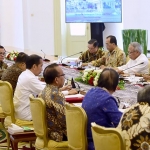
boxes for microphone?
[41,50,50,62]
[119,62,144,74]
[60,51,82,65]
[71,78,76,88]
[65,77,80,93]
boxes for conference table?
[5,59,144,108]
[59,65,145,108]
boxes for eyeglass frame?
[0,52,6,56]
[57,74,65,77]
[127,50,136,54]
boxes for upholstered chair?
[65,103,88,150]
[0,80,33,149]
[29,95,68,150]
[91,122,126,150]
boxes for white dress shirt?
[13,69,45,120]
[118,54,149,74]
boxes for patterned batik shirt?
[79,48,105,63]
[1,64,22,94]
[92,47,126,67]
[117,102,150,150]
[0,61,8,79]
[39,84,67,142]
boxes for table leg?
[30,141,32,148]
[13,141,18,150]
[10,140,14,150]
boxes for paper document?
[65,94,84,98]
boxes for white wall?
[0,0,55,58]
[23,0,54,56]
[103,0,150,50]
[0,0,24,51]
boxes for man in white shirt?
[117,42,149,74]
[13,54,45,120]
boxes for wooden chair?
[0,80,34,150]
[91,122,126,150]
[65,103,88,150]
[29,94,68,150]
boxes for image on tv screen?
[65,0,122,23]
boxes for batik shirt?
[91,47,126,67]
[40,84,67,142]
[0,61,8,79]
[117,102,150,150]
[79,48,105,63]
[1,64,22,94]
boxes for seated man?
[0,45,8,79]
[39,63,67,142]
[78,39,104,65]
[117,85,150,149]
[13,54,45,120]
[1,52,29,93]
[117,42,149,74]
[91,35,126,67]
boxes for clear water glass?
[57,56,63,64]
[130,73,135,82]
[77,61,82,68]
[88,63,92,68]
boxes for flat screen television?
[65,0,122,23]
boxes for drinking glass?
[129,73,135,82]
[57,56,63,64]
[88,63,92,68]
[77,61,82,68]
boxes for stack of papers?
[65,93,84,98]
[8,123,24,134]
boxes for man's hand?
[100,65,106,70]
[81,63,88,67]
[60,85,72,91]
[68,89,78,95]
[142,74,150,80]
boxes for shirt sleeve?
[29,77,45,94]
[102,97,122,127]
[91,55,106,67]
[62,90,69,96]
[117,52,126,66]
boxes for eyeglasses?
[57,74,65,77]
[88,47,95,50]
[0,52,6,56]
[127,51,136,54]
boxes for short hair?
[15,52,29,63]
[43,63,59,84]
[129,42,143,53]
[26,54,42,69]
[137,85,150,105]
[106,35,117,45]
[0,45,5,50]
[97,68,119,91]
[88,39,99,48]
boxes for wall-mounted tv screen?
[65,0,122,23]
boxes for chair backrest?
[0,80,15,123]
[65,103,88,150]
[29,95,48,146]
[91,123,125,150]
